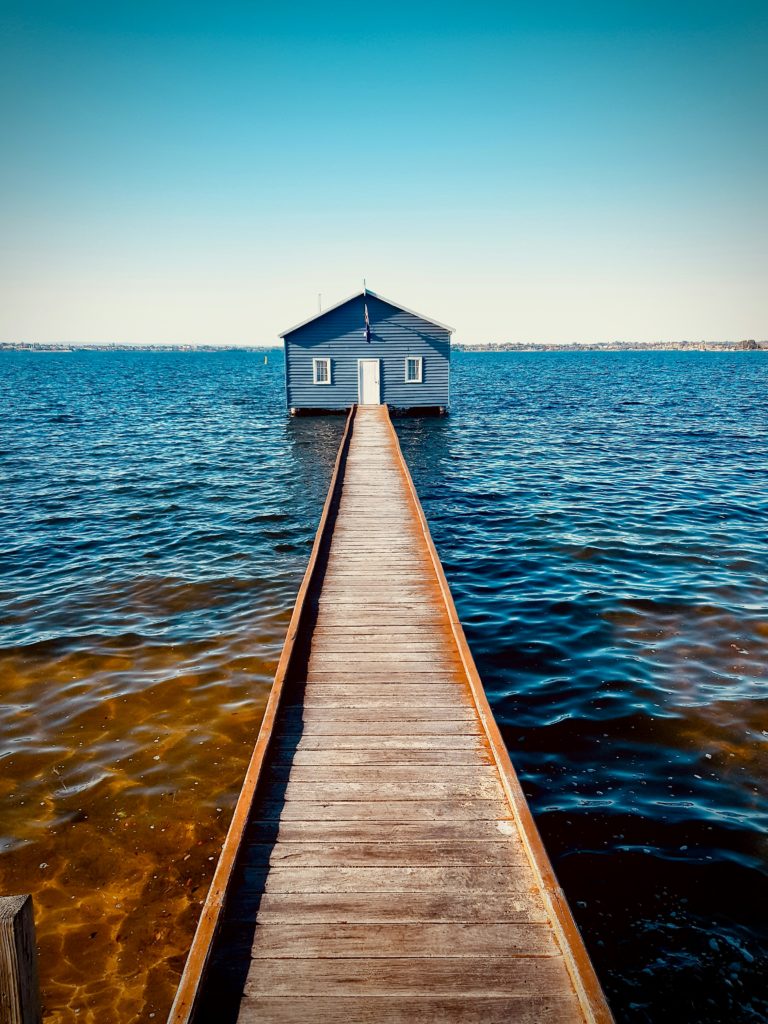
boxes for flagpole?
[363,281,371,343]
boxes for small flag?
[364,302,371,343]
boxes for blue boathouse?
[280,288,453,414]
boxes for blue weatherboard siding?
[282,292,451,411]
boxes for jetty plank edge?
[168,404,613,1024]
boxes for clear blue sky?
[1,1,766,344]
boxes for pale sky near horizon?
[1,1,766,346]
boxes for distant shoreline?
[0,340,764,353]
[457,340,765,352]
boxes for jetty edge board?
[167,403,614,1024]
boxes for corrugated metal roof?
[279,289,455,338]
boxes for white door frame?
[357,358,381,405]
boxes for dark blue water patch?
[556,847,768,1023]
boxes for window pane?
[314,359,329,383]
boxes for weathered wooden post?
[0,895,42,1024]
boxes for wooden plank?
[313,598,442,606]
[275,720,482,735]
[305,657,464,671]
[312,603,440,612]
[266,765,498,784]
[308,653,457,665]
[259,778,505,801]
[319,580,434,589]
[306,640,452,655]
[316,585,436,594]
[304,673,468,683]
[330,513,415,520]
[309,641,452,651]
[324,550,426,557]
[257,866,524,894]
[249,922,557,958]
[246,820,523,844]
[279,706,475,722]
[305,652,459,664]
[312,605,443,615]
[309,625,443,634]
[325,535,419,542]
[298,680,464,693]
[272,734,488,750]
[316,593,436,603]
[322,568,428,574]
[322,551,426,558]
[310,619,446,629]
[311,611,445,621]
[327,532,422,537]
[296,685,468,703]
[309,651,454,659]
[296,676,464,686]
[247,891,548,925]
[245,841,527,867]
[321,570,431,578]
[320,573,431,580]
[303,670,465,683]
[258,800,512,822]
[318,579,429,586]
[294,697,470,709]
[322,554,425,559]
[301,682,462,694]
[243,957,573,997]
[236,995,580,1024]
[280,748,495,766]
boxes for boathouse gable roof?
[279,289,454,339]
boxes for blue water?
[398,351,768,1022]
[1,349,766,1022]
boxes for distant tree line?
[454,339,766,352]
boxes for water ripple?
[1,349,767,1022]
[0,351,343,1022]
[396,351,768,1023]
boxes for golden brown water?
[0,614,288,1020]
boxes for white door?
[358,359,381,405]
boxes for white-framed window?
[313,357,331,384]
[405,355,423,383]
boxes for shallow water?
[0,349,766,1022]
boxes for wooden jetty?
[168,404,613,1024]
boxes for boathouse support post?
[0,895,42,1024]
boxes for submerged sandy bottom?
[0,618,284,1021]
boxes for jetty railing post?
[0,895,42,1024]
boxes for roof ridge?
[279,289,454,337]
